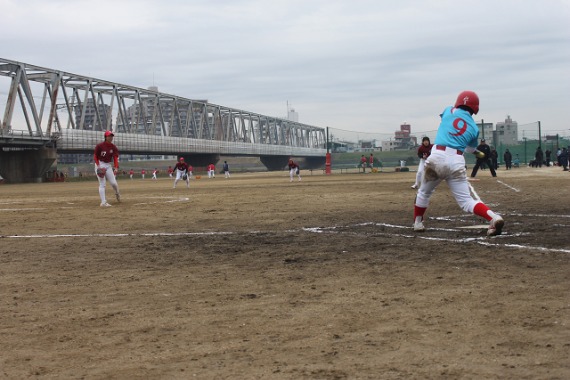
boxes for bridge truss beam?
[0,58,326,154]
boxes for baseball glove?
[182,174,188,180]
[96,167,107,178]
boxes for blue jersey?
[433,106,479,151]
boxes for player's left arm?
[113,149,120,173]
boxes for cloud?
[1,0,569,134]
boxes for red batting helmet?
[454,91,479,115]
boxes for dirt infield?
[1,168,569,379]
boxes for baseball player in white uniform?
[172,157,190,189]
[411,136,433,189]
[413,91,504,236]
[94,131,121,207]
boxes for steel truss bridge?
[0,58,326,162]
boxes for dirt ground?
[1,167,569,379]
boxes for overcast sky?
[1,0,569,137]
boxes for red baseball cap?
[179,157,184,161]
[104,130,114,137]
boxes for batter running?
[413,91,504,236]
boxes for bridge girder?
[0,58,326,157]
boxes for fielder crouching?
[413,91,504,236]
[173,156,190,189]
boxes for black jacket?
[476,144,491,161]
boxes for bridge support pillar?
[301,156,326,170]
[0,147,57,183]
[181,154,220,172]
[260,155,290,171]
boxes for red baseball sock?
[473,202,492,221]
[414,205,427,221]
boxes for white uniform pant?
[96,162,119,203]
[208,169,215,178]
[173,169,189,187]
[290,168,301,181]
[414,158,426,187]
[415,149,478,213]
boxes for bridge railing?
[0,128,56,147]
[57,129,326,157]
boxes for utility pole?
[538,120,541,148]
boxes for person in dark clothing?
[545,149,552,167]
[503,149,512,170]
[535,147,544,168]
[470,139,496,178]
[490,149,498,170]
[558,148,568,172]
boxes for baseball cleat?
[115,192,121,202]
[413,221,425,232]
[487,216,504,236]
[411,184,418,189]
[100,202,112,207]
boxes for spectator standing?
[503,149,512,170]
[560,148,568,172]
[545,149,552,167]
[223,161,231,178]
[535,147,544,168]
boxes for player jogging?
[207,163,216,178]
[173,157,190,188]
[94,130,121,207]
[413,90,504,236]
[411,136,433,189]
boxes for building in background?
[494,115,518,146]
[476,120,494,143]
[381,122,418,151]
[287,107,299,122]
